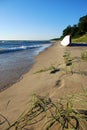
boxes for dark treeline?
[61,15,87,39]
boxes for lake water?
[0,40,52,91]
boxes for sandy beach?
[0,41,87,130]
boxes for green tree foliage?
[71,25,79,37]
[78,15,87,34]
[61,15,87,38]
[62,25,72,37]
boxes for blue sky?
[0,0,87,40]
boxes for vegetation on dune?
[0,93,87,130]
[72,34,87,43]
[63,52,74,75]
[81,50,87,61]
[34,66,57,74]
[34,64,60,74]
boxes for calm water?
[0,40,52,91]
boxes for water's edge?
[0,43,53,92]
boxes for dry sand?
[0,41,87,129]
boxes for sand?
[0,41,87,130]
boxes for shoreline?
[0,43,52,92]
[0,41,87,129]
[0,41,61,120]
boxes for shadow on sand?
[70,43,87,47]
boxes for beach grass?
[63,51,74,74]
[34,65,59,74]
[1,93,87,130]
[81,50,87,61]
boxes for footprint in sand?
[55,79,64,89]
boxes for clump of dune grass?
[81,50,87,61]
[63,51,74,74]
[63,52,72,66]
[34,65,59,74]
[1,94,87,130]
[44,95,80,130]
[6,94,52,130]
[82,88,87,100]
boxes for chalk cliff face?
[61,35,71,46]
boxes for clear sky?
[0,0,87,40]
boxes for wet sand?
[0,50,34,91]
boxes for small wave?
[0,45,42,54]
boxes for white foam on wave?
[1,45,42,51]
